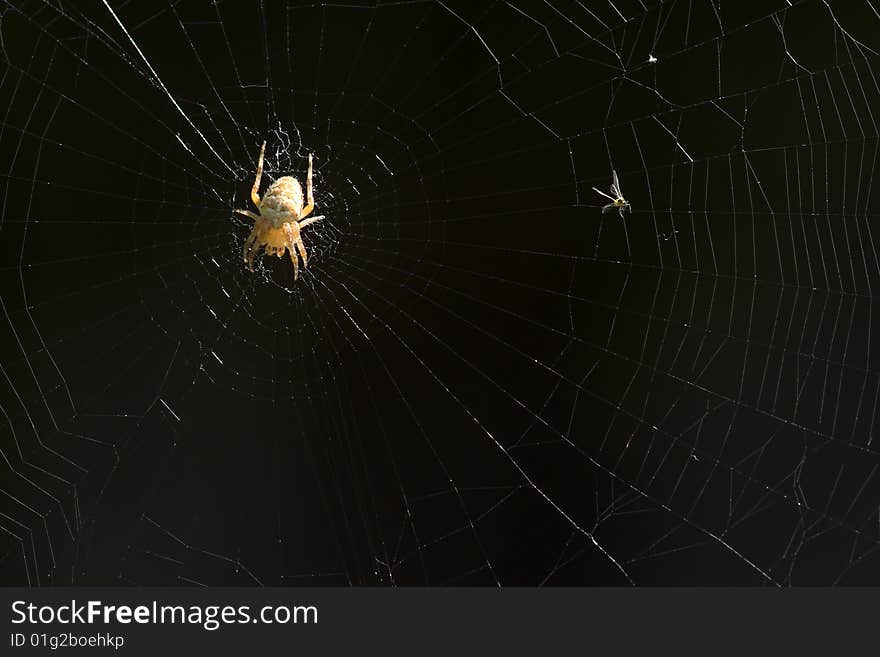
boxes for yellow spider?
[234,142,324,280]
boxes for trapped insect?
[592,170,630,218]
[234,142,324,280]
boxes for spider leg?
[234,208,260,221]
[244,243,259,271]
[295,237,308,269]
[300,153,315,220]
[283,223,300,280]
[601,203,616,214]
[243,223,262,271]
[250,141,266,208]
[298,215,324,229]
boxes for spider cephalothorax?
[234,142,324,279]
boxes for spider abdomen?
[261,176,303,227]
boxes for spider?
[592,169,630,218]
[234,142,324,280]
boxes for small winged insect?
[592,170,630,218]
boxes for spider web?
[2,0,880,586]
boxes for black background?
[2,0,880,586]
